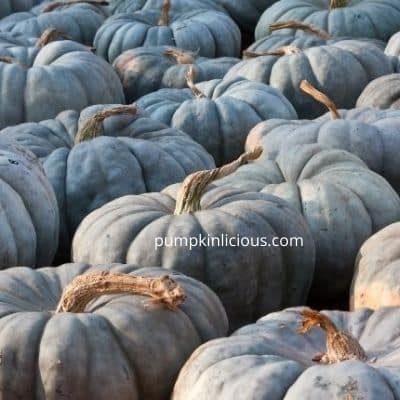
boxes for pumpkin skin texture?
[255,0,400,42]
[0,136,59,268]
[137,77,298,165]
[172,307,400,400]
[0,104,214,262]
[113,46,239,102]
[224,39,394,119]
[0,40,124,129]
[94,9,241,63]
[386,31,400,57]
[0,263,228,399]
[0,0,45,18]
[351,222,400,310]
[215,144,400,306]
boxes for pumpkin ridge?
[42,0,109,13]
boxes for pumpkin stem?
[297,308,367,364]
[330,0,347,9]
[174,147,263,215]
[164,48,196,64]
[0,56,20,64]
[300,80,340,120]
[42,0,109,13]
[55,271,186,313]
[36,28,70,48]
[158,0,171,26]
[243,46,301,59]
[269,20,330,40]
[185,65,206,98]
[74,105,138,144]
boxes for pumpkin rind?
[0,0,45,18]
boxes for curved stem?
[330,0,347,9]
[158,0,171,26]
[300,80,340,120]
[0,56,19,64]
[164,48,196,64]
[42,0,109,12]
[185,65,206,98]
[174,147,263,215]
[269,20,330,39]
[56,272,186,313]
[243,46,301,59]
[36,28,70,48]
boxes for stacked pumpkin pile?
[1,0,400,398]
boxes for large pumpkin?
[247,81,400,193]
[0,0,108,45]
[0,262,227,399]
[224,39,394,119]
[0,38,124,129]
[138,72,297,165]
[173,306,400,400]
[0,136,59,268]
[113,46,239,102]
[1,104,214,261]
[72,149,316,330]
[351,222,400,311]
[255,0,400,42]
[0,0,45,18]
[94,0,240,63]
[215,144,400,306]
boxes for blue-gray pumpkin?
[113,46,239,102]
[0,0,45,18]
[138,73,297,165]
[0,104,214,261]
[94,0,241,63]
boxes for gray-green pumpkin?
[0,262,227,399]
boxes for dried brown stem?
[300,80,340,120]
[158,0,171,26]
[56,271,186,313]
[330,0,347,9]
[185,65,206,98]
[42,0,109,13]
[164,48,196,64]
[174,147,263,215]
[297,308,366,364]
[75,105,138,144]
[36,28,70,48]
[0,56,19,64]
[269,20,330,39]
[243,46,301,59]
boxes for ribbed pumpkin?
[351,222,400,311]
[224,39,394,119]
[0,37,124,129]
[0,0,108,45]
[0,136,59,268]
[138,71,297,165]
[247,81,400,193]
[0,263,227,399]
[1,104,214,261]
[386,31,400,57]
[173,306,400,400]
[72,149,316,330]
[255,0,400,42]
[215,144,400,306]
[113,46,239,102]
[94,0,240,63]
[0,0,45,18]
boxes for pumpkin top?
[269,20,330,39]
[42,0,109,13]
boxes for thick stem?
[243,46,301,59]
[300,80,340,120]
[0,56,19,64]
[174,147,263,215]
[158,0,171,26]
[74,105,137,144]
[269,20,330,39]
[297,308,366,364]
[185,65,206,98]
[330,0,347,9]
[36,28,70,48]
[56,271,186,313]
[164,48,196,64]
[42,0,109,13]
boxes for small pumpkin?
[0,263,227,399]
[0,0,45,18]
[113,46,239,102]
[215,143,400,306]
[0,136,59,268]
[1,104,214,262]
[94,0,241,63]
[72,149,316,330]
[138,69,297,165]
[173,306,400,400]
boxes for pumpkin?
[386,31,400,57]
[94,0,241,63]
[72,149,316,330]
[0,136,59,268]
[0,0,108,46]
[137,70,297,165]
[0,104,214,261]
[113,46,239,102]
[0,0,45,18]
[351,222,400,311]
[247,81,400,193]
[255,0,400,43]
[0,36,124,129]
[224,39,394,119]
[215,143,400,307]
[0,263,227,399]
[173,306,400,400]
